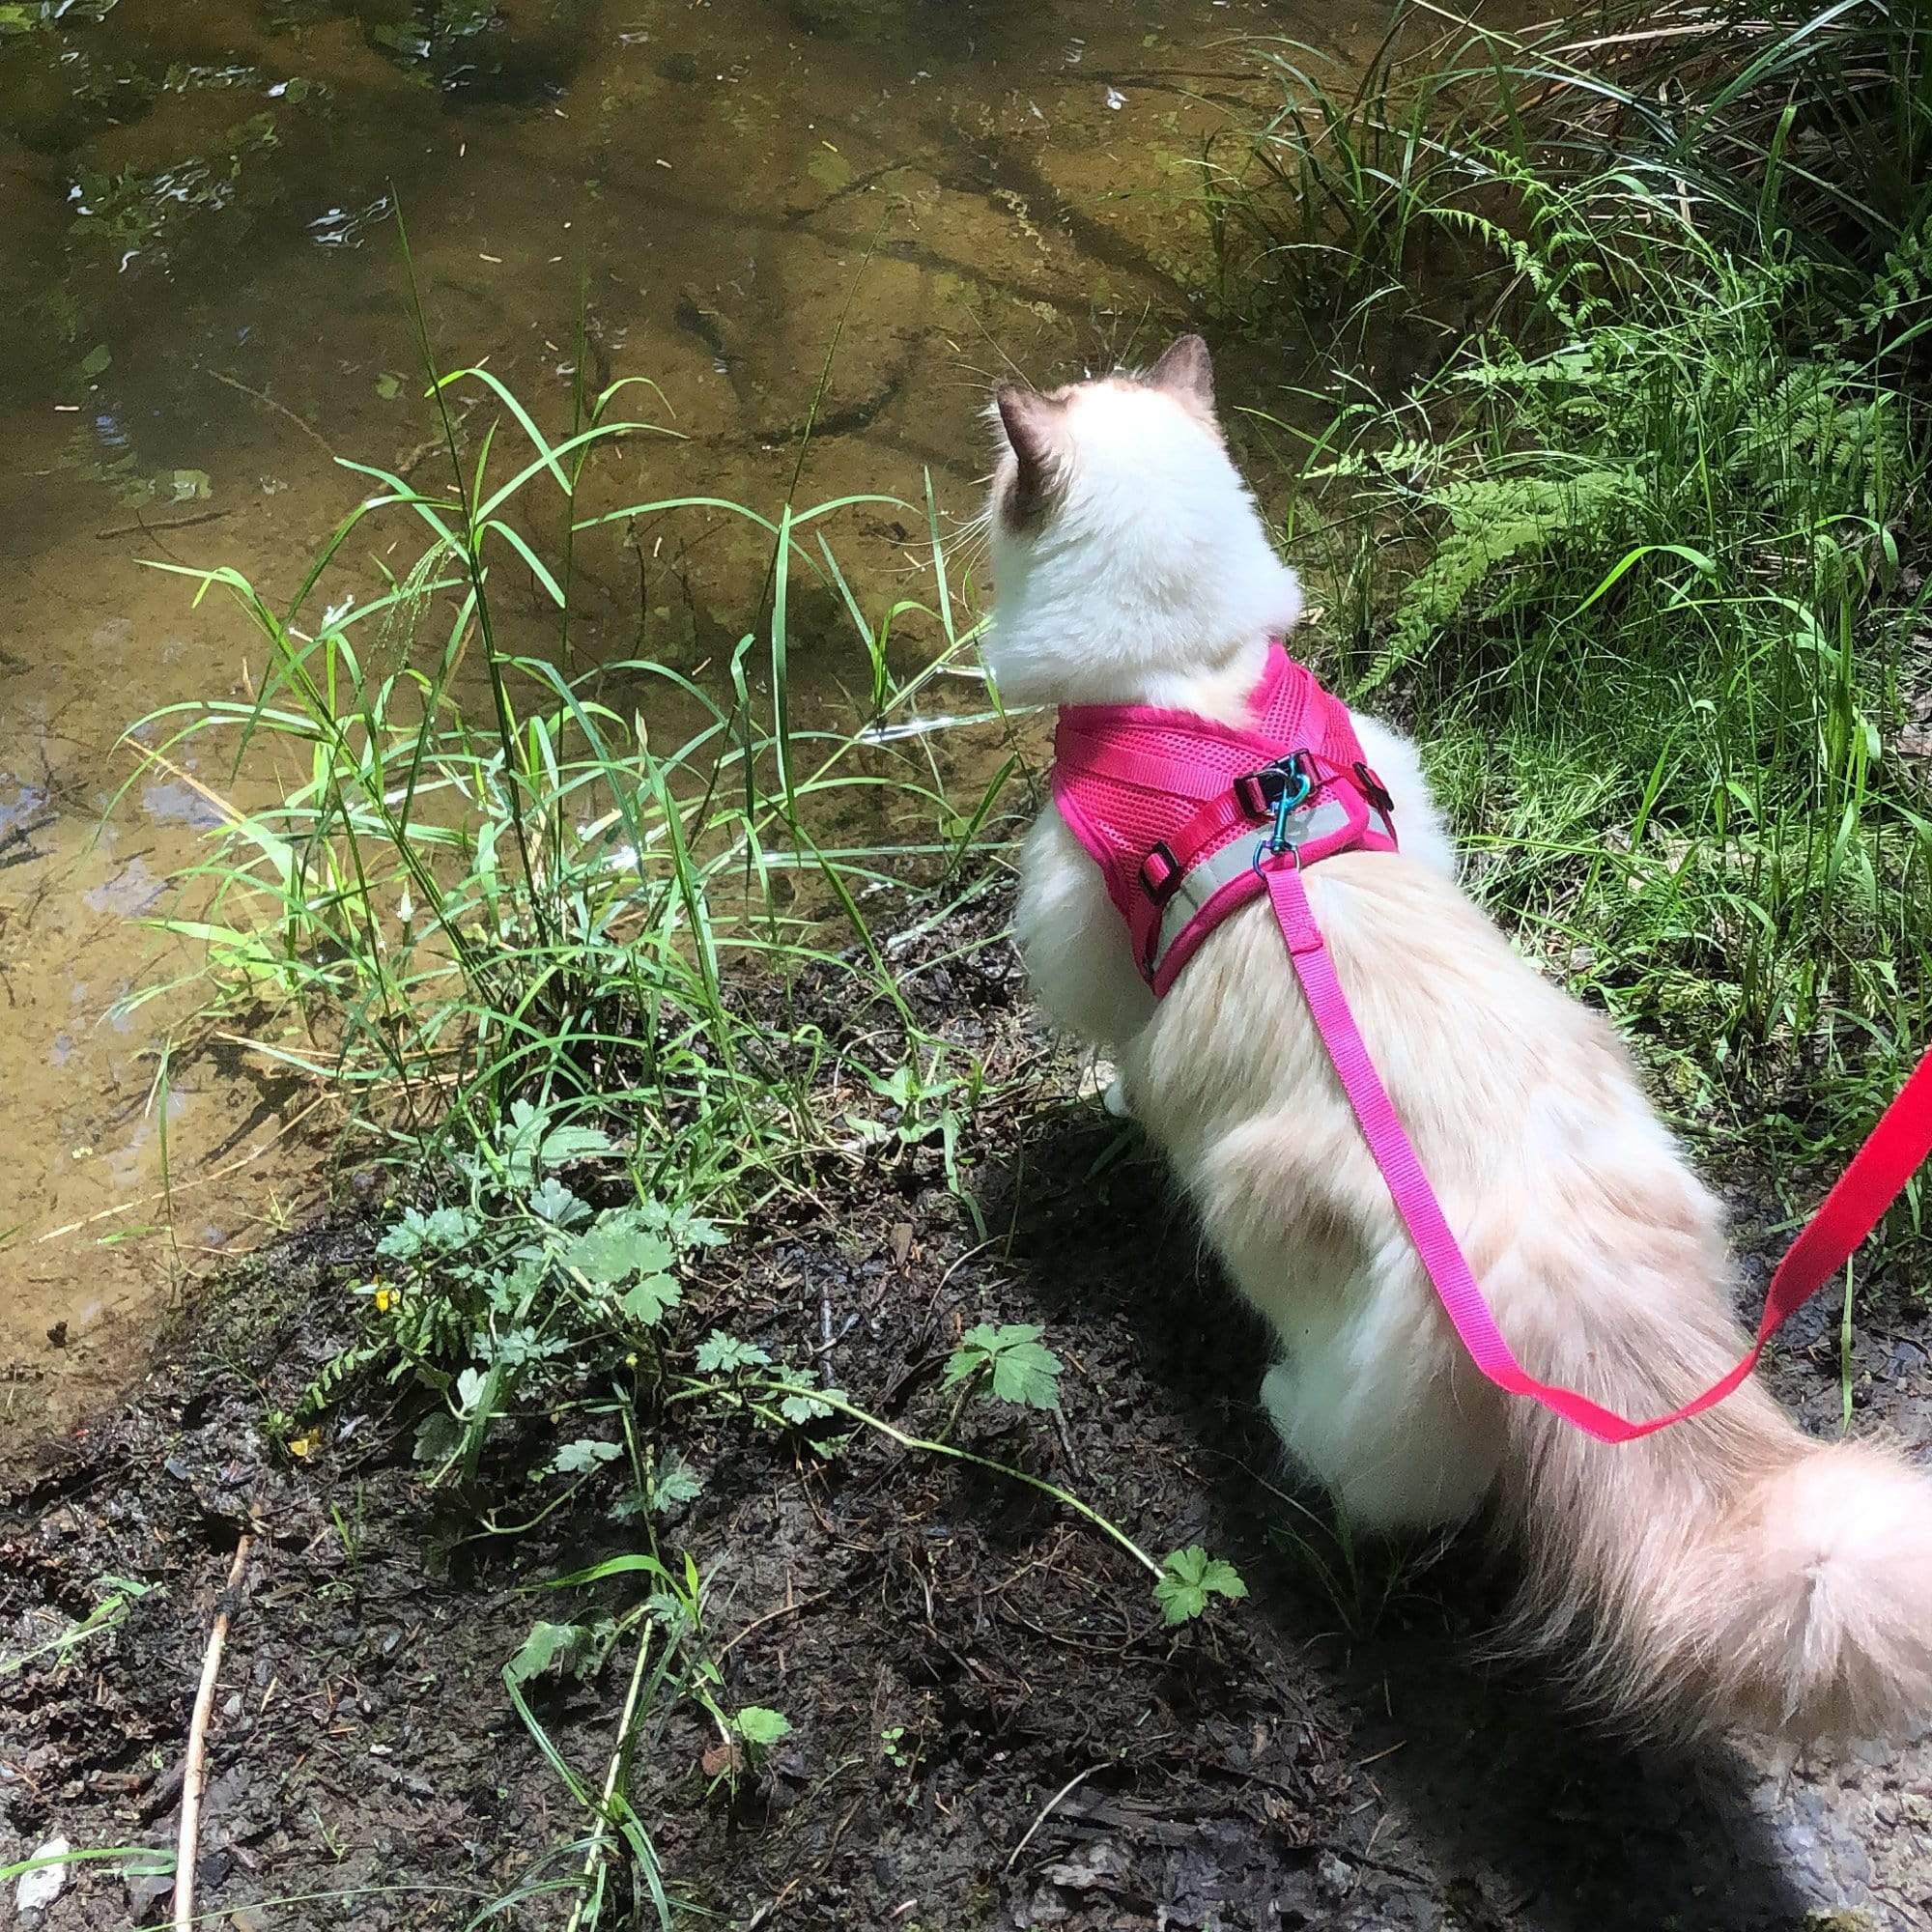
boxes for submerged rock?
[351,0,596,103]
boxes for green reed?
[1220,1,1932,1167]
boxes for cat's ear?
[1147,333,1214,411]
[995,384,1064,469]
[994,384,1066,521]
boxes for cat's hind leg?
[1259,1290,1501,1532]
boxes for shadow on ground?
[996,1103,1868,1932]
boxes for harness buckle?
[1138,839,1182,904]
[1234,752,1313,821]
[1353,761,1395,814]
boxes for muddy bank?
[5,908,1932,1932]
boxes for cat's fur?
[983,335,1932,1745]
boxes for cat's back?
[1132,847,1670,1208]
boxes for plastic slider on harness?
[1233,752,1313,824]
[1138,840,1182,904]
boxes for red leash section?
[1265,857,1932,1443]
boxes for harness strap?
[1263,855,1932,1444]
[1147,793,1387,980]
[1053,730,1234,801]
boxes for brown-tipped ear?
[995,384,1065,525]
[996,384,1059,468]
[1147,333,1213,411]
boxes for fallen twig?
[1006,1762,1108,1870]
[95,508,234,543]
[202,368,338,462]
[716,1585,835,1664]
[561,1624,654,1932]
[174,1534,253,1932]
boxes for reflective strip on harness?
[1147,797,1393,979]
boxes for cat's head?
[980,335,1301,711]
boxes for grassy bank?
[99,298,1249,1922]
[1215,0,1932,1168]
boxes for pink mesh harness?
[1051,641,1397,996]
[1048,639,1932,1443]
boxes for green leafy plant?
[843,1047,985,1220]
[1245,2,1932,1168]
[731,1706,792,1751]
[941,1321,1064,1412]
[335,1168,732,1485]
[505,1617,622,1689]
[1154,1546,1250,1626]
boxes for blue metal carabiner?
[1266,763,1312,854]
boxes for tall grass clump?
[119,350,1016,1426]
[1224,1,1932,1161]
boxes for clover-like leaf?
[648,1457,703,1512]
[548,1437,622,1479]
[619,1272,681,1326]
[563,1209,676,1289]
[412,1410,463,1465]
[941,1322,1063,1412]
[1153,1546,1249,1625]
[734,1706,791,1747]
[779,1386,842,1425]
[695,1330,773,1375]
[639,1201,728,1251]
[422,1205,477,1249]
[528,1177,590,1228]
[378,1204,474,1261]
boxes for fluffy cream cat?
[983,333,1932,1744]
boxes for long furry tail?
[1495,1277,1932,1745]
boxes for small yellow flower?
[287,1431,321,1460]
[373,1286,394,1315]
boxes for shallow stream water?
[0,0,1378,1459]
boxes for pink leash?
[1264,854,1932,1443]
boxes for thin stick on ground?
[95,507,234,543]
[201,367,339,462]
[715,1585,834,1664]
[174,1534,253,1932]
[563,1623,655,1932]
[1006,1762,1108,1871]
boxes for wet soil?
[5,907,1932,1932]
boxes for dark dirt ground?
[5,915,1932,1932]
